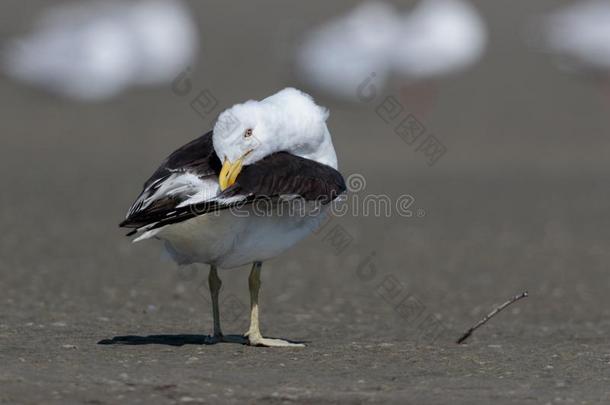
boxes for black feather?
[120,130,346,232]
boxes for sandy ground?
[1,1,610,404]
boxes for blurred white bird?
[295,0,487,101]
[535,0,610,74]
[295,1,398,101]
[2,0,198,101]
[392,0,487,79]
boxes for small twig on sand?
[456,291,528,344]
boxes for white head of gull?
[213,88,338,190]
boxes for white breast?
[158,203,329,269]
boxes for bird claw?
[247,335,305,348]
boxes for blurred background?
[1,0,610,403]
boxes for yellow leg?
[245,262,304,348]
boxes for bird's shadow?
[98,334,307,347]
[98,334,245,346]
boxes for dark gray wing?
[120,130,223,231]
[222,152,346,204]
[120,131,346,234]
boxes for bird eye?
[244,128,253,138]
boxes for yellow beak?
[219,157,244,191]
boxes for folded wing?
[120,130,346,237]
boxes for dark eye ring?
[244,128,253,138]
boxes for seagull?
[120,88,346,347]
[533,0,610,74]
[295,1,399,101]
[295,0,487,101]
[391,0,487,79]
[2,0,197,101]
